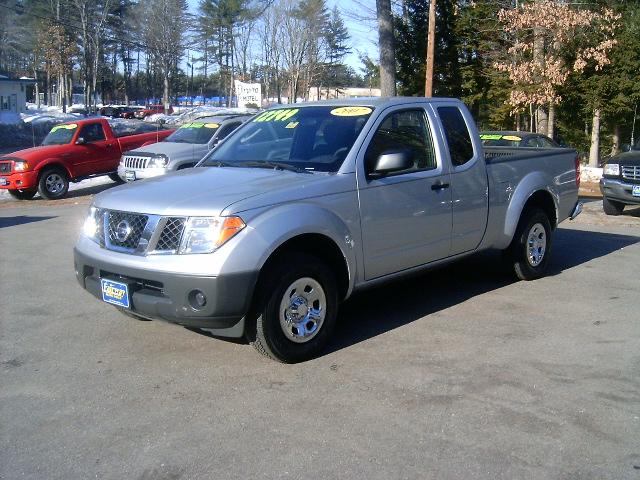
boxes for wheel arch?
[36,159,73,180]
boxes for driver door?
[73,123,115,176]
[357,106,453,280]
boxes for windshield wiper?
[240,160,311,174]
[206,160,238,168]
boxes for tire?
[8,188,37,200]
[505,207,552,281]
[108,172,124,184]
[37,167,69,200]
[602,197,624,216]
[248,253,339,363]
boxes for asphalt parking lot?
[1,189,639,480]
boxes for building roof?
[0,76,37,84]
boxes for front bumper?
[117,164,167,181]
[599,177,640,205]
[74,246,258,337]
[0,171,38,190]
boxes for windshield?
[41,123,78,145]
[480,133,522,147]
[201,106,373,172]
[166,122,219,144]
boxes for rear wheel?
[37,167,69,200]
[602,197,624,216]
[504,207,552,281]
[248,253,338,363]
[8,188,37,200]
[108,172,124,184]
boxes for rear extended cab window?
[437,106,474,166]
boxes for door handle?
[431,180,450,191]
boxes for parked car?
[118,114,251,182]
[134,105,174,119]
[0,118,174,200]
[74,98,581,362]
[480,131,560,148]
[600,142,640,214]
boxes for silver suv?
[117,114,250,182]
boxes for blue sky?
[185,0,378,73]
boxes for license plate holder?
[101,278,131,308]
[632,185,640,197]
[125,170,136,182]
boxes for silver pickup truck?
[74,98,582,362]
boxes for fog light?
[188,290,207,310]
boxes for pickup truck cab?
[117,114,251,182]
[74,98,582,362]
[134,105,173,119]
[0,118,173,200]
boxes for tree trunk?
[376,0,396,96]
[610,125,620,156]
[547,103,555,139]
[536,106,548,135]
[589,107,601,168]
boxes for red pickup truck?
[134,105,174,119]
[0,118,173,200]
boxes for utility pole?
[631,103,637,148]
[424,0,436,97]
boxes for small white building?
[0,76,36,114]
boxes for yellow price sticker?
[51,123,78,132]
[330,106,372,117]
[502,135,522,141]
[285,121,299,129]
[204,123,220,129]
[253,108,299,123]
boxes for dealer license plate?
[632,185,640,197]
[0,177,8,186]
[125,170,136,182]
[101,278,130,308]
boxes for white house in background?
[0,76,36,114]
[307,86,382,102]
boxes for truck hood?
[0,144,70,161]
[611,150,640,166]
[126,142,208,158]
[94,167,336,217]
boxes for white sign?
[234,80,262,109]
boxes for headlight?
[147,155,168,168]
[13,160,29,171]
[604,163,620,176]
[82,206,101,243]
[179,216,245,254]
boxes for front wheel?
[602,197,624,216]
[504,207,552,281]
[249,253,338,363]
[37,167,69,200]
[8,188,37,200]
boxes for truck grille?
[123,155,150,169]
[621,165,640,181]
[155,218,186,252]
[96,209,188,255]
[0,162,11,173]
[106,211,149,250]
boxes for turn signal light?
[216,216,246,247]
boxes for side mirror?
[369,150,413,179]
[75,137,86,145]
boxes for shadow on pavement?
[0,215,57,228]
[326,227,640,355]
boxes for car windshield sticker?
[330,106,372,116]
[480,133,522,141]
[180,122,220,129]
[204,123,219,129]
[252,108,299,122]
[502,135,522,141]
[51,123,78,132]
[285,121,299,129]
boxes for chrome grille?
[0,162,11,173]
[106,211,148,249]
[155,217,186,252]
[622,165,640,181]
[123,155,150,169]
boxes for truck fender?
[504,171,559,244]
[221,203,358,298]
[35,159,75,180]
